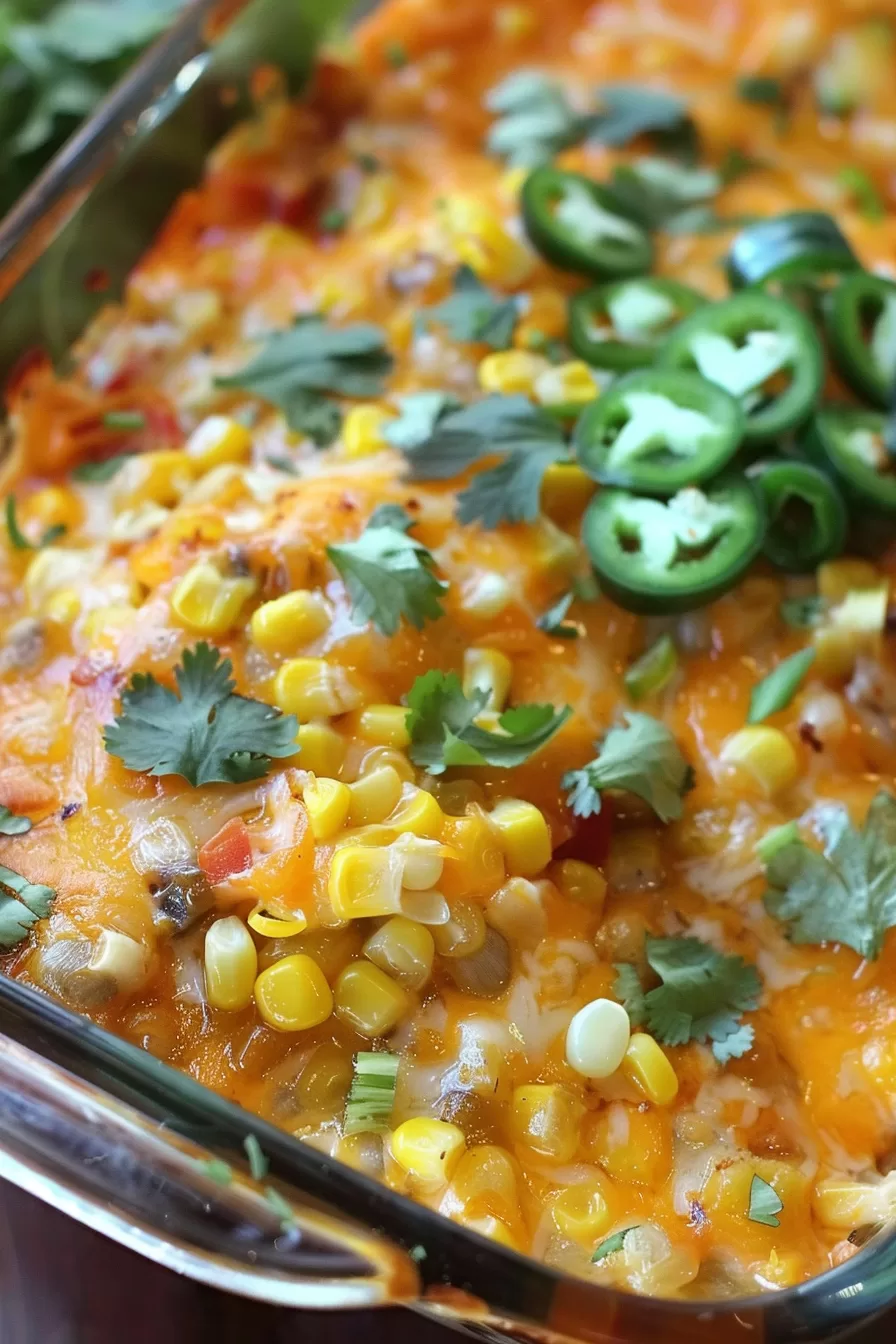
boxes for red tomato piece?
[553,798,614,866]
[198,817,253,884]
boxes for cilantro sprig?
[563,712,693,823]
[763,791,896,960]
[217,317,393,447]
[0,864,56,949]
[0,806,32,836]
[615,935,761,1063]
[406,669,571,775]
[418,266,522,349]
[384,392,460,452]
[401,395,568,528]
[104,643,299,787]
[748,1175,783,1228]
[327,505,447,636]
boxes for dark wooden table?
[0,1180,452,1344]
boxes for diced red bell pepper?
[553,797,614,866]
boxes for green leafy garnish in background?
[71,452,136,483]
[563,712,693,822]
[384,391,460,452]
[104,642,299,787]
[327,505,448,637]
[0,805,31,835]
[417,266,522,349]
[216,317,393,447]
[614,935,762,1063]
[0,0,187,219]
[764,791,896,960]
[0,864,55,948]
[406,668,571,775]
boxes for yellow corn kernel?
[350,174,398,232]
[23,485,83,535]
[439,195,534,287]
[552,1176,614,1246]
[548,858,607,911]
[584,1103,672,1186]
[463,648,512,712]
[622,1033,679,1106]
[441,812,506,898]
[204,916,258,1012]
[250,590,332,655]
[347,764,404,826]
[392,1118,466,1186]
[253,954,333,1032]
[363,916,434,989]
[329,845,403,920]
[304,776,352,840]
[515,286,567,345]
[394,833,446,890]
[387,786,444,839]
[342,404,394,459]
[457,1214,521,1250]
[509,1084,584,1162]
[540,462,596,526]
[486,877,548,947]
[113,450,195,510]
[24,546,100,612]
[531,514,579,577]
[431,900,487,958]
[44,587,81,624]
[296,722,346,776]
[759,1250,806,1290]
[451,1145,519,1221]
[170,560,256,636]
[813,1177,896,1229]
[489,799,552,877]
[354,704,411,749]
[247,906,307,938]
[812,623,865,680]
[478,349,549,396]
[817,558,879,604]
[185,415,252,470]
[719,726,798,796]
[80,602,137,646]
[494,3,536,38]
[273,657,362,718]
[534,360,599,410]
[334,960,409,1037]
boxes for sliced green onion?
[71,452,136,483]
[756,821,799,865]
[344,1051,400,1135]
[243,1134,268,1181]
[748,647,815,724]
[4,496,64,551]
[624,634,677,701]
[264,1185,298,1231]
[101,410,146,431]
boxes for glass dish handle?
[0,1032,420,1310]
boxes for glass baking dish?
[1,1,895,1337]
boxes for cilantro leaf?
[718,147,766,185]
[748,647,815,724]
[401,394,561,480]
[618,936,761,1063]
[736,75,786,107]
[589,84,694,156]
[103,643,299,787]
[457,442,566,528]
[592,1227,639,1263]
[406,669,571,774]
[607,157,719,230]
[0,806,31,836]
[384,392,460,451]
[563,712,693,823]
[5,496,65,550]
[536,591,579,639]
[418,266,521,349]
[485,70,588,166]
[748,1174,783,1228]
[0,864,56,949]
[327,514,447,636]
[41,0,184,62]
[764,791,896,960]
[216,318,393,447]
[613,962,646,1026]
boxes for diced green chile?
[568,278,706,371]
[804,405,896,518]
[657,292,823,443]
[824,271,896,409]
[521,167,653,279]
[748,459,847,572]
[726,211,859,290]
[581,476,765,613]
[574,369,744,495]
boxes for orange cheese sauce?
[1,0,896,1300]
